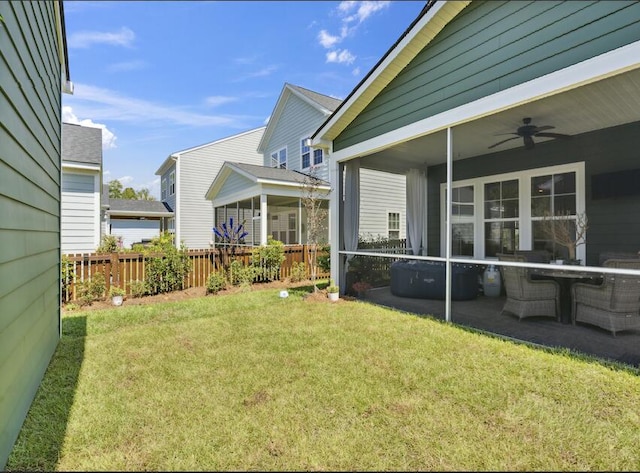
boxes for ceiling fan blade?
[535,132,572,139]
[532,125,555,133]
[493,132,520,137]
[488,136,520,149]
[523,135,535,149]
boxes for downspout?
[171,155,180,248]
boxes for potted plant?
[109,286,126,306]
[352,281,372,299]
[326,280,340,301]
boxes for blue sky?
[62,1,426,197]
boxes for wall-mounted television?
[592,168,640,200]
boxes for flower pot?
[327,292,339,302]
[111,295,123,306]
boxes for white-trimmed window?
[441,162,585,260]
[169,171,175,196]
[271,148,287,169]
[161,178,167,201]
[167,217,175,233]
[388,212,400,240]
[301,138,323,169]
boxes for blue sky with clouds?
[62,1,426,197]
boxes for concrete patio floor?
[364,286,640,369]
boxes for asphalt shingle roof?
[62,123,103,165]
[108,198,173,214]
[289,84,342,112]
[231,162,330,187]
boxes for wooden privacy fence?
[63,245,329,302]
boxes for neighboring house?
[106,198,174,248]
[61,122,103,254]
[0,1,72,468]
[206,83,406,246]
[155,126,265,249]
[312,1,640,296]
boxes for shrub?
[289,261,308,283]
[251,237,285,281]
[129,280,147,298]
[109,286,126,297]
[206,271,227,295]
[77,272,106,306]
[96,235,121,254]
[144,233,191,295]
[317,244,330,274]
[61,254,75,303]
[228,260,256,287]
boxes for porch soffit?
[312,1,470,144]
[332,44,640,175]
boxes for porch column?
[445,127,453,323]
[260,194,268,245]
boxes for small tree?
[301,167,329,291]
[251,236,285,282]
[143,232,191,294]
[540,210,588,261]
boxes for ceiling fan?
[488,117,572,150]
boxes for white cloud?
[205,96,238,108]
[107,60,147,73]
[352,67,361,76]
[326,49,356,65]
[65,83,244,128]
[338,1,390,24]
[68,27,135,49]
[62,106,118,149]
[118,175,134,185]
[318,29,341,48]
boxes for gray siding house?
[312,1,640,350]
[207,83,406,246]
[0,0,72,468]
[155,126,265,249]
[61,123,103,254]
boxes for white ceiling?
[360,67,640,174]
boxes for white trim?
[439,162,586,261]
[93,173,101,249]
[328,41,640,164]
[386,210,401,239]
[108,211,173,218]
[62,161,101,172]
[174,161,180,247]
[270,146,288,169]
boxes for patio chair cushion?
[390,260,480,300]
[598,251,640,266]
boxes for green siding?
[335,1,640,151]
[0,0,63,468]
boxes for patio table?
[530,267,603,324]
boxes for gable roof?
[154,126,266,176]
[257,83,342,153]
[108,198,174,217]
[62,122,103,166]
[311,0,463,145]
[205,161,331,200]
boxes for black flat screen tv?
[592,168,640,200]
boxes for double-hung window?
[169,171,175,196]
[161,178,167,201]
[271,148,287,169]
[302,138,324,169]
[388,212,400,240]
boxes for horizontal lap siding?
[264,96,330,181]
[0,0,62,468]
[61,172,99,253]
[359,169,406,240]
[335,0,640,150]
[179,128,264,249]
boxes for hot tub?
[390,260,480,300]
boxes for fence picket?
[64,245,329,302]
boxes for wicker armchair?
[497,254,560,321]
[571,258,640,336]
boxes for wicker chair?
[497,253,560,321]
[571,258,640,336]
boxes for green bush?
[251,237,285,281]
[144,233,191,295]
[61,254,75,303]
[317,244,330,274]
[77,272,106,306]
[96,235,120,254]
[228,260,256,287]
[206,271,227,295]
[129,280,147,298]
[289,261,308,282]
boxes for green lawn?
[7,284,640,471]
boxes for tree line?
[108,179,156,200]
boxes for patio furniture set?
[497,251,640,336]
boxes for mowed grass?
[7,285,640,471]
